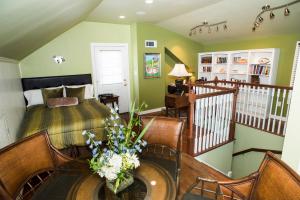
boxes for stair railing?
[197,78,293,136]
[187,83,238,156]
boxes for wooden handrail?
[193,89,236,101]
[190,83,234,91]
[232,148,282,157]
[196,79,293,90]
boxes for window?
[98,50,123,85]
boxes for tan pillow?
[42,88,63,104]
[47,97,78,108]
[65,86,85,102]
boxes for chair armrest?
[50,145,86,166]
[218,172,259,199]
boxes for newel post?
[187,92,196,139]
[214,76,219,86]
[229,85,239,140]
[186,88,196,156]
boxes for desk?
[165,94,189,118]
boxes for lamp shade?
[168,64,190,77]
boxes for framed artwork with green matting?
[144,53,161,78]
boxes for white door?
[91,44,130,113]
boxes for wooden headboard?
[21,74,92,91]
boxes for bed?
[19,74,110,149]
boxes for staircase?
[186,79,292,156]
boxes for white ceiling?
[0,0,102,60]
[87,0,300,44]
[1,0,300,60]
[86,0,222,23]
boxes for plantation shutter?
[290,41,300,87]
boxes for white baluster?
[220,95,226,142]
[272,89,281,133]
[199,98,205,153]
[242,85,248,124]
[267,88,275,131]
[194,99,199,154]
[237,85,243,123]
[277,89,286,135]
[283,90,292,135]
[215,95,221,145]
[208,97,213,147]
[212,96,217,146]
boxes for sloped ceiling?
[87,0,300,44]
[1,0,300,60]
[0,0,102,60]
[157,0,300,44]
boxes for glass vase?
[106,173,134,194]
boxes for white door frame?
[90,43,131,111]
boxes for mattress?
[19,99,110,149]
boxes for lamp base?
[175,79,184,95]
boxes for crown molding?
[0,57,19,64]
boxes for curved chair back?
[251,152,300,200]
[141,116,184,150]
[0,132,72,199]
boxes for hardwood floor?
[179,153,230,198]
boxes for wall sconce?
[252,0,300,32]
[52,55,65,64]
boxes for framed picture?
[144,53,161,78]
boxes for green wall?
[196,142,234,175]
[136,23,203,109]
[232,124,284,178]
[21,22,132,77]
[20,22,203,109]
[20,21,136,100]
[204,34,300,85]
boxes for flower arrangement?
[82,102,153,193]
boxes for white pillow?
[64,84,94,99]
[24,86,64,107]
[24,89,43,107]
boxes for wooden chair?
[0,131,83,200]
[183,152,300,200]
[141,116,185,196]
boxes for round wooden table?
[66,160,176,200]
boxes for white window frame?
[290,41,300,87]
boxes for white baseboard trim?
[139,107,165,115]
[195,157,229,177]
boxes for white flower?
[109,153,123,170]
[103,166,119,181]
[82,130,87,135]
[126,153,140,168]
[98,153,123,181]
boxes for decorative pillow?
[42,88,64,104]
[47,97,78,108]
[65,84,94,99]
[65,87,85,102]
[24,89,44,107]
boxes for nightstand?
[165,94,189,118]
[98,94,119,113]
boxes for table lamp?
[168,64,190,94]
